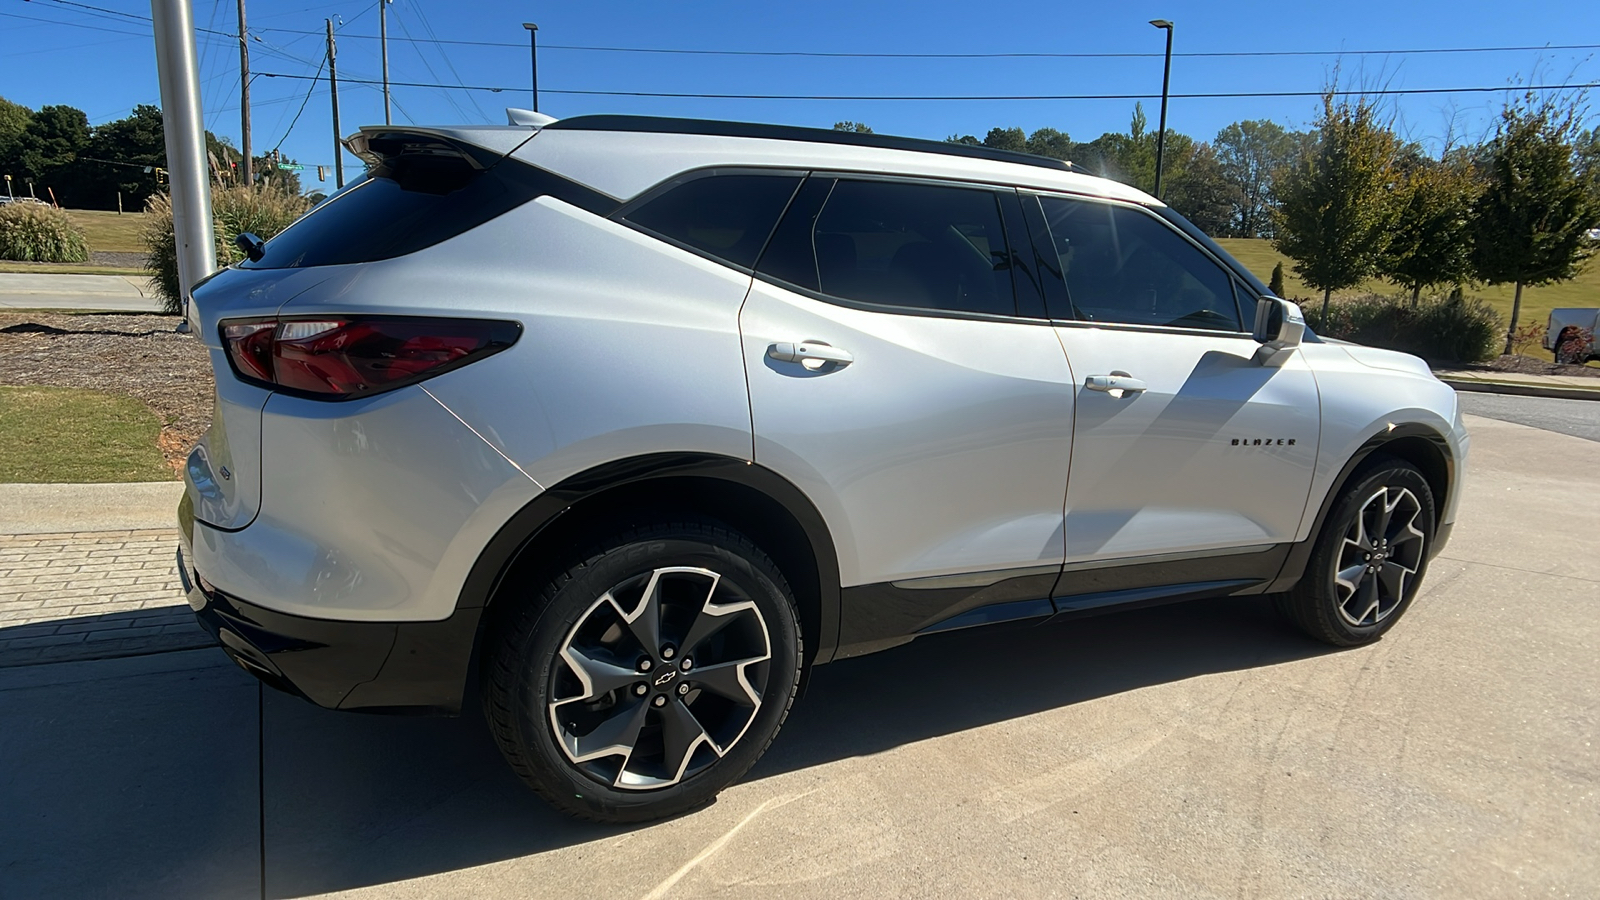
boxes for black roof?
[545,115,1075,173]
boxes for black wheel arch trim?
[1265,422,1455,593]
[458,451,843,665]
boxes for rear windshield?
[241,141,549,269]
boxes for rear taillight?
[220,316,520,399]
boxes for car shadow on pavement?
[259,594,1334,898]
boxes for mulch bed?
[0,313,212,473]
[1456,353,1600,379]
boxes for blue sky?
[4,0,1600,188]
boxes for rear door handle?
[768,341,854,367]
[1084,372,1148,395]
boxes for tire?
[482,517,802,823]
[1276,457,1436,647]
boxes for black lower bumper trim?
[188,566,480,715]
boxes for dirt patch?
[1456,354,1600,379]
[91,251,148,269]
[0,313,211,473]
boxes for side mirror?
[1252,296,1304,367]
[235,232,266,262]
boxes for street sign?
[277,162,304,172]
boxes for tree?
[1163,142,1239,236]
[1273,94,1401,318]
[1025,127,1073,161]
[11,105,91,202]
[1269,262,1286,296]
[75,104,166,210]
[832,121,873,134]
[981,127,1028,154]
[1214,119,1300,237]
[1471,93,1600,354]
[0,97,31,171]
[1380,156,1479,304]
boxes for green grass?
[0,262,148,275]
[1216,237,1600,341]
[0,386,173,483]
[62,209,148,254]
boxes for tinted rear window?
[241,145,556,269]
[623,173,802,269]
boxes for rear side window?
[624,173,802,269]
[241,138,571,269]
[759,178,1018,317]
[1039,196,1243,331]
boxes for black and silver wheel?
[1278,457,1436,646]
[483,518,801,823]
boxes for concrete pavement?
[0,272,166,313]
[1,413,1597,898]
[1459,392,1600,442]
[1435,365,1600,402]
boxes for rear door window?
[1037,196,1244,331]
[623,173,803,270]
[758,178,1020,317]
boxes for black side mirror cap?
[235,232,266,262]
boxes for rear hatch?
[184,125,542,531]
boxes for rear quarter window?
[622,173,803,269]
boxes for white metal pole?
[151,0,216,324]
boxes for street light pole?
[1149,19,1174,200]
[522,22,539,112]
[151,0,217,326]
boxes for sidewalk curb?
[1440,378,1600,403]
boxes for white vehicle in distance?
[1546,308,1599,364]
[177,111,1468,823]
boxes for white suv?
[178,113,1467,822]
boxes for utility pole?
[151,0,217,326]
[522,22,539,112]
[327,19,344,188]
[379,0,391,124]
[237,0,252,185]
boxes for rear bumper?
[178,544,480,715]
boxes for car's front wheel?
[1277,457,1436,647]
[483,517,802,823]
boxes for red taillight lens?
[220,316,520,399]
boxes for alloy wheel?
[1333,486,1426,627]
[548,566,772,790]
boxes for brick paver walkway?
[0,529,209,666]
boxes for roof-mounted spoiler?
[506,108,559,128]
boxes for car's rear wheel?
[1277,457,1436,647]
[482,517,802,823]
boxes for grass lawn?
[0,386,173,483]
[62,209,148,254]
[1216,237,1600,342]
[0,262,148,275]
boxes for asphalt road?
[1458,391,1600,442]
[3,413,1598,899]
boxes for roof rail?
[543,115,1074,172]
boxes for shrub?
[1508,320,1546,356]
[0,202,91,263]
[142,185,312,314]
[1268,261,1286,297]
[1305,292,1502,364]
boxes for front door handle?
[1084,372,1148,396]
[768,341,854,368]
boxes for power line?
[273,53,325,151]
[254,71,1600,102]
[250,31,1600,60]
